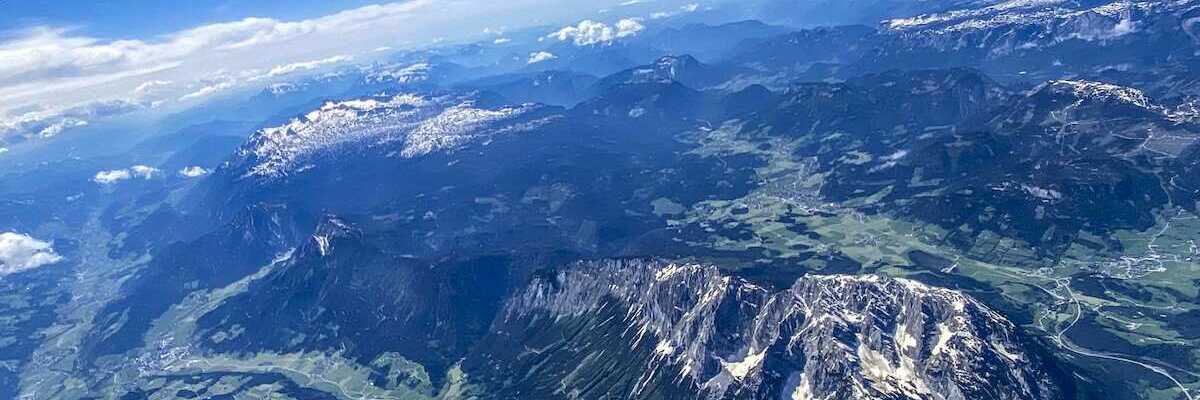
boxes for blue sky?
[0,1,383,38]
[0,0,714,133]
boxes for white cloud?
[37,118,88,138]
[0,0,434,115]
[548,18,645,46]
[616,18,645,36]
[0,148,8,155]
[0,0,676,123]
[179,78,237,101]
[93,169,131,184]
[0,232,64,276]
[134,80,173,94]
[493,37,512,44]
[130,165,160,176]
[651,3,700,19]
[93,164,161,184]
[265,55,352,78]
[178,166,210,177]
[1,99,142,141]
[527,51,558,64]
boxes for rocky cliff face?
[477,259,1067,400]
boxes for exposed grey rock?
[500,259,1065,400]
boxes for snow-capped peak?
[364,63,432,85]
[885,0,1068,31]
[238,93,544,179]
[883,0,1154,52]
[1043,79,1156,109]
[506,259,1061,399]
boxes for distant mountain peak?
[654,54,701,69]
[625,55,703,84]
[232,92,547,179]
[363,62,433,85]
[881,0,1161,55]
[502,259,1066,399]
[589,54,730,93]
[1040,79,1157,109]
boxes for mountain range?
[3,1,1200,399]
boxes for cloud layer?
[0,232,64,276]
[0,99,144,143]
[0,0,709,142]
[265,55,353,78]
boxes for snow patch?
[314,235,331,256]
[721,349,765,380]
[654,339,675,356]
[1021,184,1062,201]
[400,103,533,158]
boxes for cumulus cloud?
[527,51,558,64]
[178,166,210,177]
[93,165,161,185]
[93,169,132,184]
[130,165,160,176]
[0,232,64,276]
[616,19,645,36]
[548,18,645,46]
[493,38,512,44]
